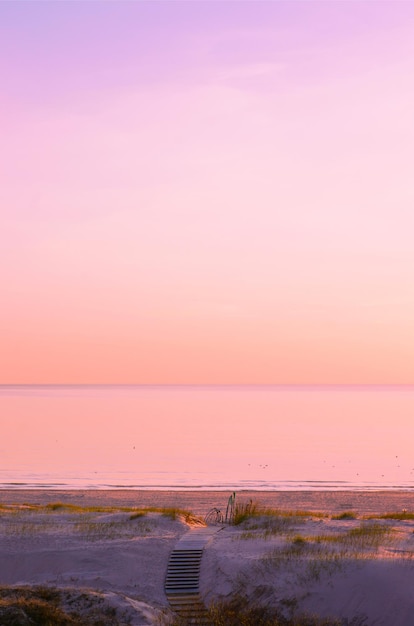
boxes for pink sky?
[1,1,414,384]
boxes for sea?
[1,385,414,491]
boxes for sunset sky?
[1,1,414,384]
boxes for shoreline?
[2,488,414,516]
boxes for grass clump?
[129,511,147,520]
[163,595,347,625]
[125,506,197,522]
[233,500,326,526]
[344,523,392,550]
[208,597,343,625]
[238,516,296,540]
[331,512,357,520]
[35,503,197,521]
[0,586,121,625]
[129,507,202,524]
[292,535,308,547]
[74,517,153,540]
[233,501,260,525]
[159,507,186,520]
[46,503,70,511]
[271,510,327,520]
[301,522,392,553]
[45,503,137,514]
[366,511,414,521]
[261,542,344,583]
[259,521,394,584]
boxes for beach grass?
[0,586,120,626]
[365,511,414,521]
[0,504,202,541]
[1,586,362,626]
[233,500,327,526]
[0,502,197,519]
[161,594,356,625]
[253,520,401,588]
[331,511,358,520]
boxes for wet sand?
[1,489,414,516]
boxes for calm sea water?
[1,385,414,491]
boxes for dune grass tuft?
[366,511,414,521]
[233,500,327,526]
[0,586,120,625]
[15,502,198,520]
[161,594,351,625]
[129,511,147,520]
[331,512,357,520]
[45,503,137,514]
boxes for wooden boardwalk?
[165,526,223,625]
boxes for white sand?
[200,515,414,625]
[0,506,183,625]
[1,493,414,625]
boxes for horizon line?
[2,383,414,388]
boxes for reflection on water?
[2,385,414,491]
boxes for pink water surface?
[2,385,414,490]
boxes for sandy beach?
[1,490,414,625]
[2,488,414,517]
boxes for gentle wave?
[1,475,414,491]
[3,385,414,492]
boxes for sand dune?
[0,493,414,625]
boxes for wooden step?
[165,526,223,625]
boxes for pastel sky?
[1,1,414,384]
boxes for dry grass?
[0,503,202,541]
[73,518,154,541]
[160,594,367,625]
[0,586,122,626]
[1,502,197,518]
[331,512,358,520]
[310,523,393,550]
[257,521,399,585]
[233,501,327,526]
[365,511,414,521]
